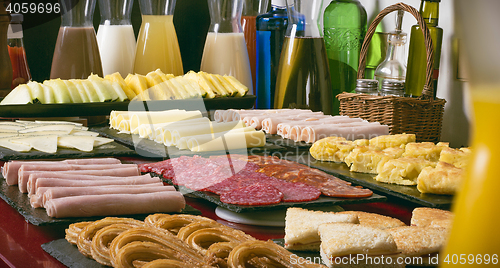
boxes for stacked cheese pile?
[0,70,249,105]
[109,109,265,152]
[66,214,320,267]
[2,158,185,218]
[310,134,471,195]
[214,108,389,143]
[0,120,113,153]
[284,207,452,268]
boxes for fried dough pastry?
[109,226,208,267]
[227,240,324,268]
[65,221,92,245]
[185,227,255,255]
[77,217,145,257]
[145,214,213,234]
[91,224,140,266]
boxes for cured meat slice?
[173,161,226,190]
[220,183,283,206]
[203,170,269,195]
[161,156,208,181]
[271,181,321,202]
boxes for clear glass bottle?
[242,0,269,93]
[0,4,12,96]
[201,0,253,94]
[8,14,31,89]
[255,0,287,109]
[405,0,443,98]
[274,0,332,115]
[96,0,136,77]
[355,79,378,96]
[323,0,367,115]
[134,0,183,76]
[374,10,407,91]
[50,0,103,79]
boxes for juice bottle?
[134,0,183,76]
[0,3,12,96]
[441,0,500,265]
[50,0,102,79]
[201,0,253,94]
[96,0,136,77]
[242,0,269,92]
[274,0,332,115]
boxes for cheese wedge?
[0,137,31,152]
[93,137,114,147]
[57,135,95,152]
[18,124,75,134]
[10,135,58,153]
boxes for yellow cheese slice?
[167,121,213,146]
[0,137,31,152]
[153,117,211,143]
[10,135,58,153]
[181,127,256,150]
[129,110,201,133]
[57,135,95,152]
[211,121,247,133]
[189,130,265,152]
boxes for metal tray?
[285,154,453,209]
[0,95,256,118]
[93,127,287,159]
[0,177,200,226]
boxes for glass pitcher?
[50,0,103,79]
[242,0,269,93]
[134,0,183,76]
[441,0,500,263]
[96,0,136,77]
[274,0,332,115]
[200,0,253,95]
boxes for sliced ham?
[18,164,139,193]
[27,174,153,196]
[33,176,162,196]
[300,122,390,143]
[2,158,122,185]
[44,191,186,218]
[36,184,174,208]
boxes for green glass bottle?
[323,0,367,115]
[405,0,443,98]
[365,0,387,80]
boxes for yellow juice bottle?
[133,15,183,76]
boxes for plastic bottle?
[7,14,31,89]
[405,0,443,98]
[323,0,367,115]
[255,0,287,109]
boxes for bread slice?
[411,207,453,229]
[369,133,416,150]
[417,161,464,195]
[284,207,359,251]
[387,226,448,265]
[337,211,406,229]
[375,157,436,185]
[318,223,404,268]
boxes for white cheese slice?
[0,125,25,132]
[93,137,114,147]
[18,124,75,134]
[70,130,99,137]
[10,135,58,153]
[57,135,95,152]
[34,120,83,126]
[189,130,265,152]
[0,138,31,152]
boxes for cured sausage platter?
[0,95,256,117]
[92,126,286,159]
[0,177,200,226]
[285,154,453,209]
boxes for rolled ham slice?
[27,174,153,196]
[33,176,162,195]
[40,184,174,208]
[19,166,140,194]
[2,158,122,186]
[44,191,186,218]
[301,122,390,143]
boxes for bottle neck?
[420,0,439,26]
[271,0,287,8]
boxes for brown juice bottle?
[50,27,102,79]
[50,0,102,80]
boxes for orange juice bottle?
[442,0,500,266]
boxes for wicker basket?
[337,3,446,142]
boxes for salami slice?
[271,181,321,202]
[220,183,283,206]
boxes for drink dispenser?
[50,0,103,79]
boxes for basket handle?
[358,2,435,100]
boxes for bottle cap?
[381,79,405,90]
[356,79,378,89]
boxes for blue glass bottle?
[255,0,288,109]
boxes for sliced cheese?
[129,110,201,133]
[189,130,265,152]
[0,137,31,152]
[18,124,75,134]
[70,130,100,137]
[10,135,58,153]
[57,135,95,152]
[94,137,114,147]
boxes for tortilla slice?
[57,135,95,152]
[10,135,58,153]
[0,138,32,152]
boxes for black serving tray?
[92,127,287,159]
[0,95,256,118]
[0,140,138,161]
[266,134,312,150]
[285,154,453,209]
[0,177,200,226]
